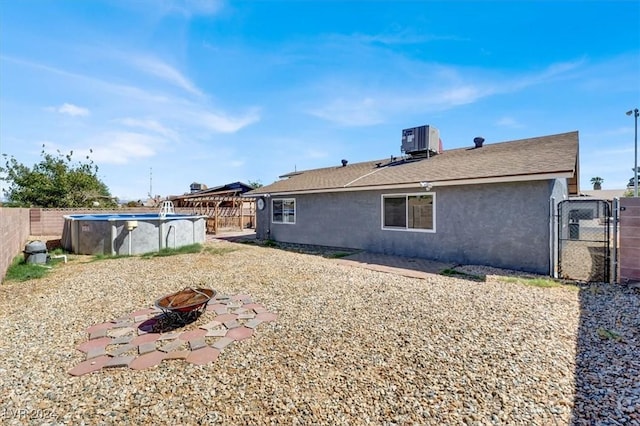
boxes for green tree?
[248,180,263,189]
[590,176,603,190]
[0,147,116,208]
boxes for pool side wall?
[63,216,206,255]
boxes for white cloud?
[304,149,329,159]
[5,55,170,103]
[196,108,261,133]
[345,31,465,46]
[509,59,586,91]
[496,117,524,128]
[435,85,484,106]
[116,118,178,140]
[50,103,90,117]
[307,83,491,127]
[131,56,203,96]
[74,132,161,165]
[305,58,585,127]
[6,55,260,137]
[163,0,224,17]
[308,97,384,126]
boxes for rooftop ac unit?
[190,182,204,193]
[401,125,441,156]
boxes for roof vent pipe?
[473,137,485,148]
[341,159,348,167]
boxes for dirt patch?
[559,240,608,282]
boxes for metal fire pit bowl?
[154,287,215,327]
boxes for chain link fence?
[558,200,611,282]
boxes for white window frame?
[381,192,436,233]
[272,198,296,224]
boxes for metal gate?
[557,199,611,282]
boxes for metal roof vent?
[341,159,348,167]
[473,137,485,148]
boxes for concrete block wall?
[0,208,31,281]
[619,197,640,283]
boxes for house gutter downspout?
[549,197,556,278]
[265,194,271,240]
[612,197,619,284]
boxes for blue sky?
[1,0,639,200]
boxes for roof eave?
[242,171,575,197]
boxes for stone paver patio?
[68,293,277,376]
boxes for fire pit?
[154,287,215,327]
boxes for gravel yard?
[0,239,638,425]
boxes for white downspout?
[612,198,619,284]
[549,197,556,277]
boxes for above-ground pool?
[62,213,207,255]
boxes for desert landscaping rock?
[1,239,637,424]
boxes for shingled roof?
[248,131,579,196]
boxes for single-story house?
[573,189,627,222]
[578,189,628,201]
[246,131,579,275]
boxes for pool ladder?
[159,200,175,218]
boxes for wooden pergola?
[170,184,255,234]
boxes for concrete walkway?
[207,229,257,243]
[334,252,456,280]
[209,231,456,280]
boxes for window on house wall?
[272,198,296,224]
[382,193,435,231]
